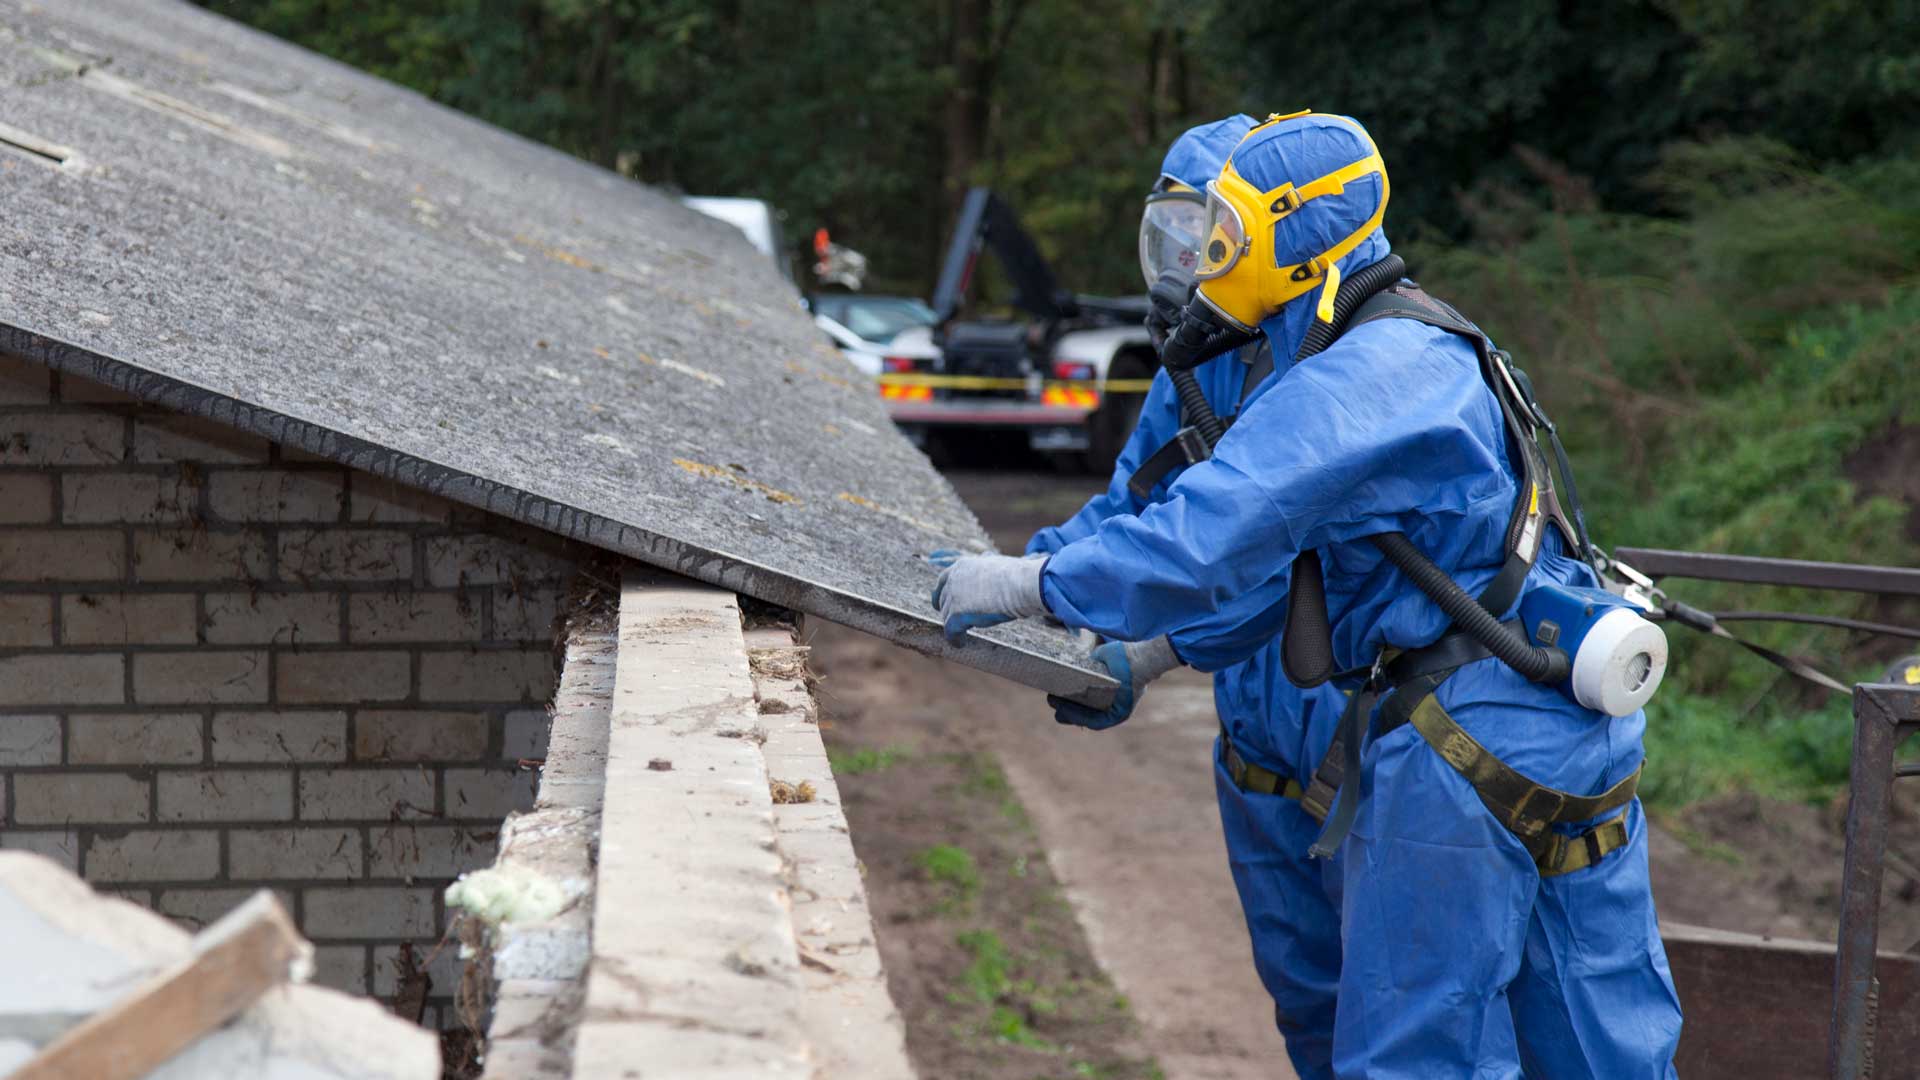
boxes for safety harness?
[1127,338,1276,500]
[1215,275,1642,877]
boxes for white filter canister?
[1570,608,1670,717]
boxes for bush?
[1415,139,1920,810]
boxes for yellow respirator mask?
[1193,113,1390,332]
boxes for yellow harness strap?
[1405,694,1642,877]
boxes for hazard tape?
[875,373,1156,393]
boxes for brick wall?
[0,352,585,1024]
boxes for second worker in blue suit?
[1024,113,1349,1080]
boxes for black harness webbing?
[1126,340,1275,501]
[1242,624,1641,877]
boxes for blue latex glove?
[927,548,966,569]
[1048,637,1182,730]
[930,553,1049,644]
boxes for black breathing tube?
[1293,254,1409,362]
[1152,253,1572,688]
[1147,272,1232,445]
[1371,533,1570,683]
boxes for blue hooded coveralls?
[1026,115,1350,1080]
[1037,115,1684,1079]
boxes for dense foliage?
[200,1,1920,808]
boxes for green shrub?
[1418,139,1920,811]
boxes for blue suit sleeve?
[1039,322,1515,671]
[1026,371,1182,556]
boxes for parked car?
[807,293,940,378]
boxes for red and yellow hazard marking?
[874,373,1155,394]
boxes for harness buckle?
[1511,786,1567,836]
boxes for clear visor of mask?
[1196,180,1249,281]
[1137,194,1207,289]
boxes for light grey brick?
[14,772,150,824]
[350,479,453,524]
[157,886,296,930]
[0,354,51,404]
[349,592,481,644]
[0,828,79,871]
[418,650,554,703]
[0,715,61,765]
[0,594,55,647]
[501,709,550,760]
[0,529,127,582]
[68,713,203,765]
[277,529,413,582]
[60,472,201,525]
[303,886,436,939]
[354,711,488,762]
[443,768,537,820]
[132,415,270,464]
[60,592,197,645]
[203,591,342,645]
[229,827,363,879]
[207,470,343,523]
[0,653,124,706]
[367,824,497,881]
[0,413,122,466]
[492,585,561,642]
[156,769,293,822]
[373,941,463,997]
[0,473,54,523]
[424,535,571,587]
[133,650,268,704]
[276,650,411,704]
[312,944,370,995]
[299,768,436,821]
[211,710,347,763]
[132,528,271,583]
[85,829,220,882]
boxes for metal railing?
[1613,547,1920,1077]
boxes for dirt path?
[812,621,1288,1080]
[811,469,1290,1080]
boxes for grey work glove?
[1050,636,1183,731]
[931,553,1050,644]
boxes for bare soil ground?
[813,466,1920,1080]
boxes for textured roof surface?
[0,0,1114,705]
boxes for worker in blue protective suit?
[933,111,1682,1079]
[1022,113,1350,1080]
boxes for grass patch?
[961,756,1031,826]
[828,745,905,775]
[953,929,1055,1050]
[917,843,982,907]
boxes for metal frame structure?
[1614,546,1920,1077]
[1830,682,1920,1079]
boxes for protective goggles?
[1192,113,1389,331]
[1138,178,1208,288]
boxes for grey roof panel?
[0,0,1115,707]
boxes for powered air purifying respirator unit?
[1520,584,1669,717]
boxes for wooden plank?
[12,891,309,1080]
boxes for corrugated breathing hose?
[1371,532,1570,683]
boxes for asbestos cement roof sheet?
[0,0,1114,706]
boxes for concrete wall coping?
[468,569,912,1078]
